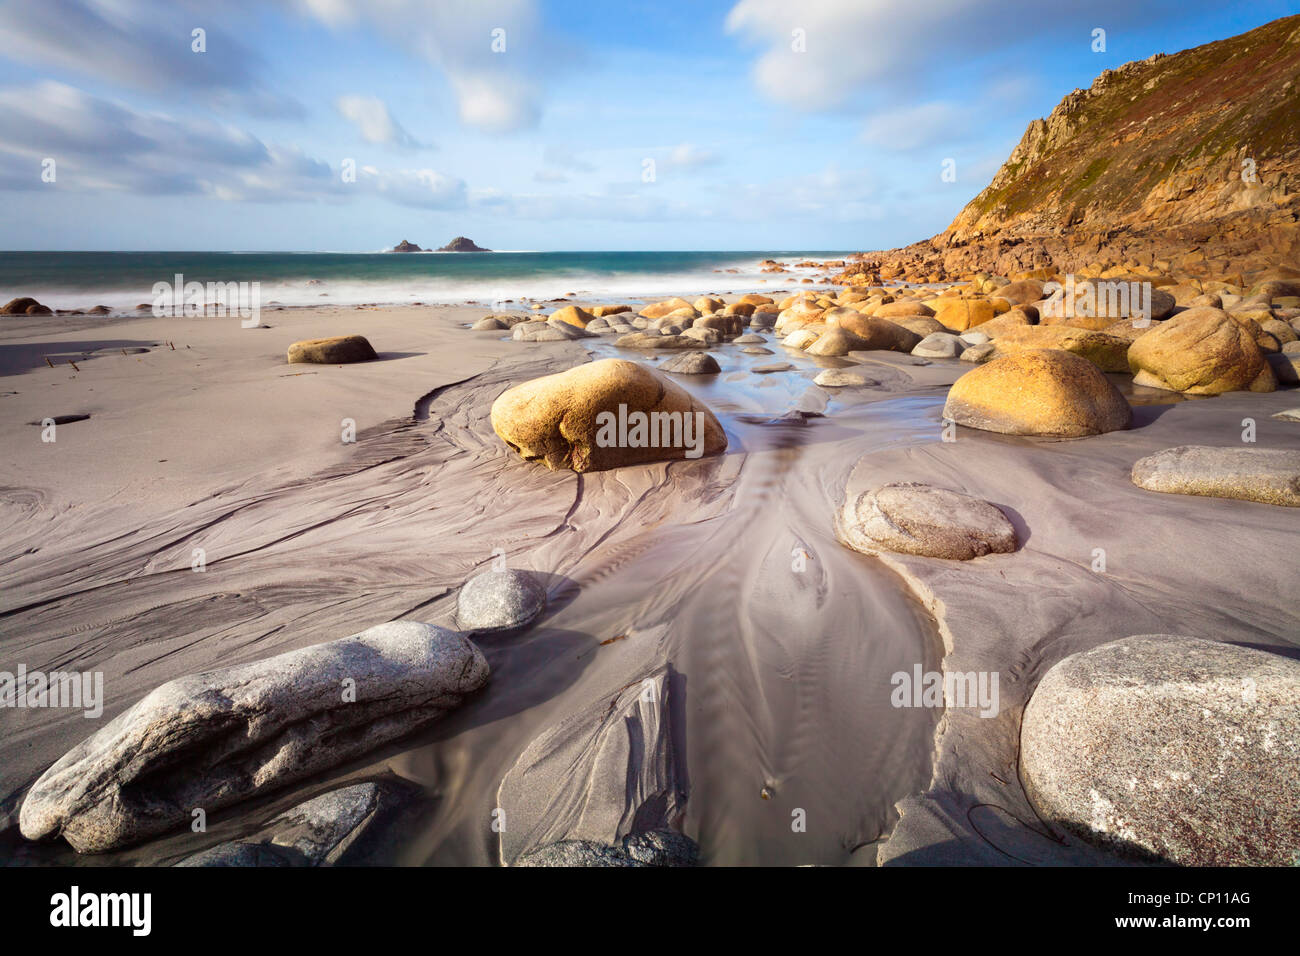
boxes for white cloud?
[725,0,1184,109]
[0,81,463,208]
[291,0,554,133]
[0,0,302,117]
[663,143,720,172]
[336,95,425,148]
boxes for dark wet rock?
[176,842,295,867]
[27,414,90,426]
[455,568,547,635]
[1021,635,1300,866]
[392,239,423,253]
[1131,445,1300,506]
[176,779,421,867]
[20,622,489,853]
[839,481,1018,560]
[660,352,720,374]
[3,297,43,315]
[515,829,699,867]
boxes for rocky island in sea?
[437,236,491,252]
[0,5,1297,906]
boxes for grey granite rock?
[660,352,721,374]
[814,369,879,388]
[839,481,1017,560]
[1021,635,1300,866]
[455,568,547,635]
[960,342,996,363]
[176,842,296,867]
[498,665,687,865]
[177,780,419,867]
[912,332,963,359]
[513,320,590,341]
[20,622,488,853]
[1131,445,1300,506]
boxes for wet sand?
[1,301,1297,866]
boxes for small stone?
[912,332,964,358]
[456,569,548,634]
[814,369,879,388]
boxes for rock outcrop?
[836,15,1300,282]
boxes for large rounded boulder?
[988,325,1131,373]
[1127,307,1276,394]
[824,312,922,352]
[932,297,995,332]
[491,358,727,473]
[1020,635,1300,866]
[943,349,1132,437]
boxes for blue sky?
[1,0,1296,251]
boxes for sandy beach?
[1,289,1295,866]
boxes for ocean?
[0,250,854,314]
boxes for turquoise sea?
[0,250,854,313]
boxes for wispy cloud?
[0,81,464,207]
[0,0,303,117]
[291,0,559,133]
[336,95,426,149]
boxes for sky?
[1,0,1296,252]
